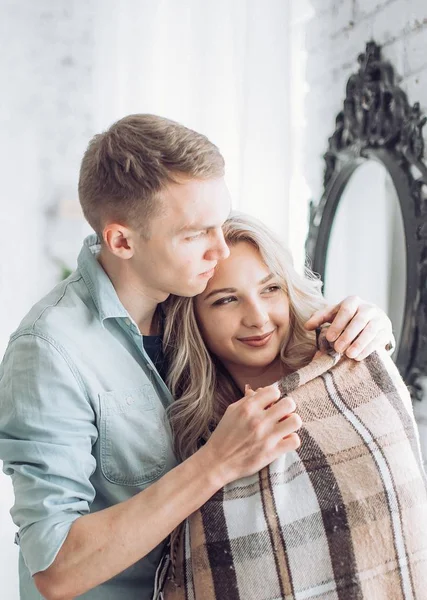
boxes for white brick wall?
[291,0,427,452]
[292,0,427,254]
[0,0,96,355]
[406,25,427,74]
[355,0,395,20]
[0,3,97,598]
[0,3,294,596]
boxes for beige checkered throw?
[155,346,427,600]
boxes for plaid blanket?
[155,346,427,600]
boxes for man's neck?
[97,247,164,335]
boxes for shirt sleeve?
[0,332,98,576]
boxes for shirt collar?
[77,234,129,325]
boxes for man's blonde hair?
[78,114,225,236]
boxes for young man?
[0,115,393,600]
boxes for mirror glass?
[324,160,406,348]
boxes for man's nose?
[205,230,230,261]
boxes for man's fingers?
[277,412,303,437]
[244,384,255,396]
[267,396,296,421]
[351,341,376,361]
[343,320,378,358]
[261,408,303,445]
[277,432,301,452]
[350,332,389,361]
[324,296,361,343]
[304,305,339,331]
[243,382,281,410]
[305,295,361,335]
[306,297,393,361]
[332,312,377,354]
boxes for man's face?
[131,177,231,301]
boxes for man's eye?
[212,296,236,306]
[185,231,207,241]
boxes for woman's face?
[194,241,290,375]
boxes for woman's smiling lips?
[237,331,275,347]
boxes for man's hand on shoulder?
[304,295,394,361]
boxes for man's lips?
[199,266,216,278]
[238,331,275,347]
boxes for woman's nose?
[242,302,269,328]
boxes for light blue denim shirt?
[0,235,178,599]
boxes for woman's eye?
[212,296,236,306]
[263,285,281,294]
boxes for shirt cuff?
[17,512,81,576]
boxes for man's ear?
[102,223,135,259]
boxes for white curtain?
[0,3,292,597]
[92,0,291,235]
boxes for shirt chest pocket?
[98,385,168,486]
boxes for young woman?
[157,213,427,600]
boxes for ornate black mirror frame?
[306,41,427,401]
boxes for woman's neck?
[227,356,289,394]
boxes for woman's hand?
[304,295,394,360]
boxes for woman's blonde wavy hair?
[163,211,328,461]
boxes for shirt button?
[126,396,134,405]
[125,318,131,326]
[147,363,154,370]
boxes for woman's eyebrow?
[204,274,275,301]
[204,287,237,301]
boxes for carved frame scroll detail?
[306,41,427,401]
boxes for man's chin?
[174,280,209,298]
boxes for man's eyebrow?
[204,274,275,301]
[176,223,216,233]
[176,211,232,234]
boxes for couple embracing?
[0,115,426,600]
